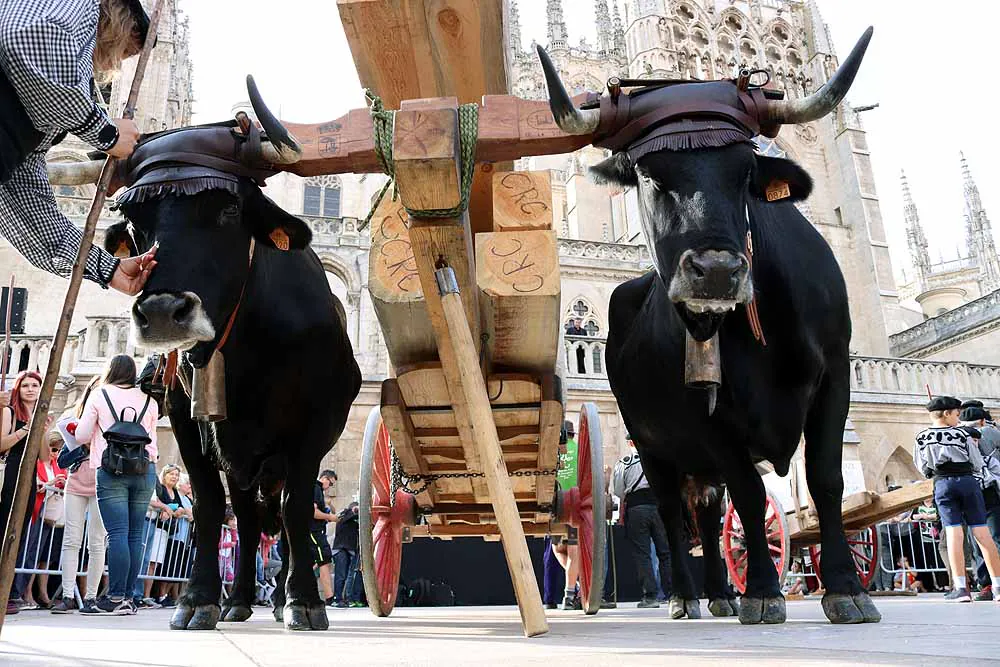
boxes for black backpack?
[100,389,152,476]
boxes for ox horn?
[246,75,302,165]
[45,159,105,185]
[765,26,874,126]
[536,45,600,135]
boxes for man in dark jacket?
[312,470,338,605]
[331,502,361,607]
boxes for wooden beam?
[336,0,507,109]
[393,103,461,211]
[411,523,565,538]
[368,192,438,369]
[492,171,555,231]
[279,94,593,178]
[437,278,548,636]
[380,380,436,508]
[536,374,562,505]
[477,230,560,374]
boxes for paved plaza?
[0,597,997,666]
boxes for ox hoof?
[708,598,739,617]
[668,596,701,620]
[284,602,329,631]
[170,602,221,631]
[822,592,881,624]
[738,595,785,625]
[220,603,253,623]
[273,605,283,623]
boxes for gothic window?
[592,346,603,374]
[786,50,803,68]
[303,175,342,217]
[97,325,109,358]
[724,13,743,33]
[677,3,695,22]
[116,326,128,355]
[740,41,758,63]
[565,300,603,338]
[584,320,600,336]
[17,346,29,372]
[575,345,586,374]
[754,137,786,159]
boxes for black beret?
[927,396,962,412]
[961,399,985,410]
[564,420,575,435]
[986,410,994,422]
[961,407,988,422]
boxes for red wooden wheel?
[359,406,416,617]
[809,526,879,589]
[560,403,606,614]
[722,492,789,594]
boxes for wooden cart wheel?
[359,405,416,617]
[562,403,606,614]
[722,491,789,594]
[808,526,879,589]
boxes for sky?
[183,0,1000,284]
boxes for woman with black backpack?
[75,354,158,615]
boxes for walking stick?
[1,275,13,394]
[0,0,164,632]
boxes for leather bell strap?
[744,222,766,347]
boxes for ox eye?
[219,204,240,224]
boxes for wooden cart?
[722,469,934,593]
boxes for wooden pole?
[0,0,164,632]
[434,267,548,638]
[0,275,13,393]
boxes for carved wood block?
[392,107,461,211]
[492,170,553,231]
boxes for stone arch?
[878,445,922,491]
[317,253,361,294]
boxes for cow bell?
[684,332,721,416]
[191,349,227,422]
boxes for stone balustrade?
[889,289,1000,358]
[850,356,1000,402]
[557,239,651,265]
[301,215,367,249]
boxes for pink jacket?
[65,459,97,497]
[75,385,158,470]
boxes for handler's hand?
[110,246,158,296]
[106,119,141,159]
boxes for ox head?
[537,28,872,340]
[93,78,310,365]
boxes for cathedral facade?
[5,0,1000,507]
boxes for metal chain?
[389,459,559,497]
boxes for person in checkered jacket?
[0,0,156,295]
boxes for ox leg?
[722,456,785,625]
[700,493,739,617]
[281,459,329,631]
[805,372,880,624]
[643,463,701,619]
[170,419,225,631]
[219,482,260,623]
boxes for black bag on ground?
[0,67,45,184]
[100,389,152,476]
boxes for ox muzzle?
[132,292,215,351]
[668,249,751,314]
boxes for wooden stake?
[435,267,548,637]
[0,0,164,633]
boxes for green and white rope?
[362,88,479,226]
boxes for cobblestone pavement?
[1,597,997,666]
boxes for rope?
[364,89,479,220]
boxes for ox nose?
[134,293,197,332]
[680,250,748,299]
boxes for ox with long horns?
[538,28,883,626]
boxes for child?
[219,512,238,596]
[782,560,806,598]
[914,396,1000,602]
[893,556,924,593]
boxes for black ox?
[538,28,880,625]
[97,80,360,631]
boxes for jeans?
[972,488,1000,587]
[625,503,672,599]
[97,467,155,600]
[332,549,360,603]
[60,492,107,600]
[542,536,562,604]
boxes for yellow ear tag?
[114,240,132,258]
[765,180,791,202]
[269,228,290,251]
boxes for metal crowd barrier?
[874,518,949,591]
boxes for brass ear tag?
[269,228,290,251]
[765,180,791,202]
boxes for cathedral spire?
[611,1,626,57]
[595,0,613,54]
[547,0,568,51]
[508,0,523,59]
[961,152,1000,291]
[901,170,931,286]
[804,0,834,56]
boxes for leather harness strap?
[215,238,256,352]
[745,230,766,347]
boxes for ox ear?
[103,221,138,258]
[589,152,637,187]
[243,188,312,251]
[751,155,813,203]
